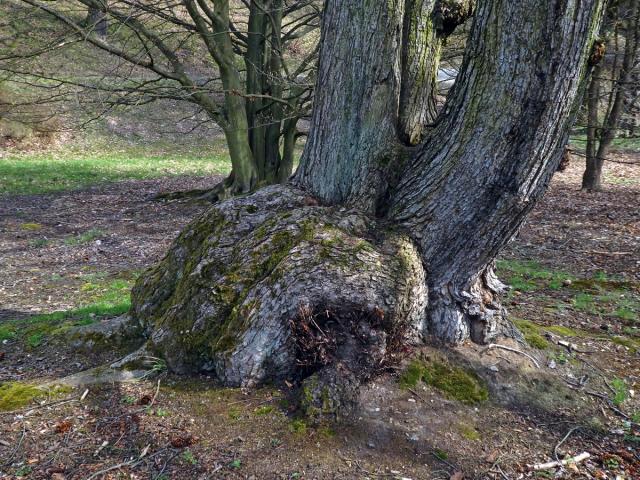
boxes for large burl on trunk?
[127,0,605,414]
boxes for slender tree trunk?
[584,66,604,191]
[582,0,640,191]
[185,0,258,195]
[398,0,473,145]
[245,0,268,179]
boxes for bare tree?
[1,0,321,197]
[583,0,640,191]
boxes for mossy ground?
[399,359,489,405]
[1,274,134,348]
[0,382,71,411]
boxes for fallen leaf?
[170,435,196,449]
[54,421,72,434]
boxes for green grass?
[570,134,640,152]
[0,140,231,195]
[496,259,574,292]
[64,228,105,245]
[1,276,134,347]
[497,260,639,323]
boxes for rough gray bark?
[398,0,474,145]
[131,185,427,389]
[125,0,605,415]
[390,0,605,343]
[292,1,407,213]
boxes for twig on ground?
[408,387,427,402]
[554,427,581,466]
[1,422,26,467]
[584,390,639,425]
[85,445,164,480]
[530,452,590,471]
[483,344,541,368]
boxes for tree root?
[152,174,252,203]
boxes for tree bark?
[391,0,604,342]
[292,0,408,213]
[126,0,605,413]
[398,0,474,145]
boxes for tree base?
[153,175,251,203]
[129,185,516,415]
[132,185,428,386]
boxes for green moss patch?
[513,319,550,350]
[399,359,488,405]
[0,382,45,411]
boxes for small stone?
[408,398,416,403]
[562,279,572,286]
[367,441,376,449]
[489,365,499,372]
[548,360,557,369]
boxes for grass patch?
[2,275,133,347]
[0,140,231,195]
[496,260,574,292]
[64,228,105,245]
[497,260,639,323]
[610,336,639,353]
[289,419,308,434]
[459,424,481,441]
[399,359,489,405]
[571,134,640,153]
[254,405,274,416]
[610,378,628,406]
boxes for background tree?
[124,0,605,413]
[1,0,321,198]
[582,0,640,191]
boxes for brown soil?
[0,156,638,479]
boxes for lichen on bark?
[130,185,428,391]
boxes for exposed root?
[428,265,519,345]
[152,174,249,203]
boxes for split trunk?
[126,0,605,413]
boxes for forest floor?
[0,154,638,479]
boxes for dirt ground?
[0,156,638,479]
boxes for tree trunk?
[391,0,605,342]
[584,65,604,191]
[398,0,474,145]
[582,0,640,191]
[126,0,605,415]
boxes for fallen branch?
[483,344,541,368]
[85,445,164,480]
[554,427,581,465]
[531,452,590,471]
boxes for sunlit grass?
[0,275,134,347]
[0,140,231,195]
